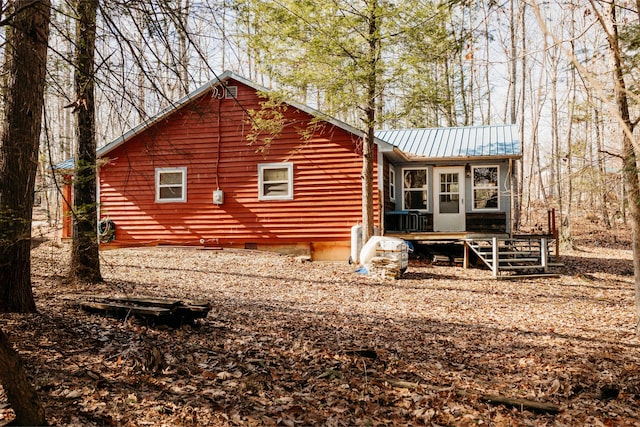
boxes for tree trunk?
[0,329,47,425]
[71,0,102,283]
[594,100,611,228]
[515,1,526,230]
[508,0,520,231]
[0,0,51,421]
[562,2,578,246]
[177,0,191,97]
[0,0,51,312]
[361,0,380,244]
[602,0,640,331]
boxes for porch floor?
[384,231,510,242]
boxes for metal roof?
[375,124,521,160]
[51,157,75,171]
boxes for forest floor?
[2,219,640,426]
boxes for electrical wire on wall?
[215,95,222,190]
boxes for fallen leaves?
[2,223,639,425]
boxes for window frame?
[155,167,187,203]
[471,165,500,211]
[258,162,294,201]
[224,85,238,99]
[389,166,396,202]
[401,167,429,211]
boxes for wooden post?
[492,237,499,277]
[463,241,469,269]
[551,208,559,260]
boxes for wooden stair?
[464,236,558,277]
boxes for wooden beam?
[481,393,560,414]
[496,273,561,280]
[81,301,171,317]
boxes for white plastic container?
[359,236,409,272]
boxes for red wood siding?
[99,79,378,256]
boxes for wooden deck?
[384,231,560,278]
[384,231,510,242]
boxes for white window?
[155,167,187,202]
[402,168,428,210]
[258,163,293,200]
[389,166,396,202]
[472,165,499,210]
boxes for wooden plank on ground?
[79,296,211,325]
[496,273,561,280]
[81,301,172,317]
[481,394,560,414]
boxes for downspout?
[377,148,384,235]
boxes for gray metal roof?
[375,124,521,160]
[52,157,75,170]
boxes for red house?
[92,71,378,261]
[60,71,530,270]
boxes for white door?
[434,167,465,232]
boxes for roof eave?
[398,153,523,162]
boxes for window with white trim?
[258,163,293,200]
[402,168,428,210]
[155,167,187,202]
[472,166,499,210]
[389,166,396,202]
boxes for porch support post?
[463,241,469,269]
[541,237,548,272]
[492,237,499,277]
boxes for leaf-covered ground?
[2,222,640,426]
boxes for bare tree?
[549,0,640,330]
[0,0,52,311]
[0,0,51,423]
[70,0,102,283]
[598,0,640,331]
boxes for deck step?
[497,251,537,256]
[498,258,540,263]
[498,264,545,270]
[464,236,557,277]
